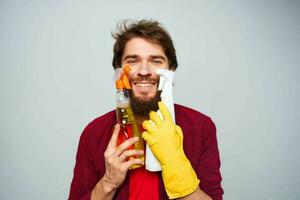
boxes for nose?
[136,61,152,77]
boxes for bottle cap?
[115,79,124,89]
[115,66,132,90]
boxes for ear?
[115,65,121,70]
[169,66,176,72]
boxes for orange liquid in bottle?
[116,106,144,169]
[116,107,144,169]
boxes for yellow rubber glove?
[142,102,200,199]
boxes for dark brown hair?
[111,19,178,70]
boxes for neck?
[135,115,149,126]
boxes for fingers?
[158,101,173,123]
[142,131,155,146]
[175,125,184,141]
[149,111,163,126]
[122,158,144,169]
[113,137,139,157]
[119,149,144,162]
[142,120,156,133]
[106,124,120,154]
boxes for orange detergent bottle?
[115,66,144,169]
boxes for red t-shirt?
[129,166,160,200]
[69,104,223,200]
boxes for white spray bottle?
[145,69,175,171]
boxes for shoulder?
[174,104,217,142]
[175,104,215,129]
[85,110,116,130]
[79,110,117,144]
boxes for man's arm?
[177,187,212,200]
[91,124,144,200]
[176,117,222,200]
[69,124,144,200]
[142,103,223,200]
[196,117,223,200]
[69,125,100,200]
[90,177,116,200]
[142,102,201,199]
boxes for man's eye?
[127,59,137,64]
[152,59,163,64]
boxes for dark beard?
[129,90,161,117]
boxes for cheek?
[128,71,137,80]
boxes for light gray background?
[1,0,299,199]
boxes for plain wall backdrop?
[1,0,299,199]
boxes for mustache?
[130,76,160,84]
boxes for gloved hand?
[142,101,200,199]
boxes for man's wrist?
[99,176,117,194]
[91,177,117,200]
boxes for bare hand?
[102,124,144,191]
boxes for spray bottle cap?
[115,65,132,90]
[115,79,125,89]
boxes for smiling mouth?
[131,81,158,95]
[133,81,156,87]
[130,75,160,92]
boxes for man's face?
[121,37,169,116]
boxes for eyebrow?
[149,55,166,61]
[123,55,138,61]
[123,55,167,61]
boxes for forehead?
[122,37,166,58]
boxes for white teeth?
[136,83,152,87]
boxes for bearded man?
[69,19,223,200]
